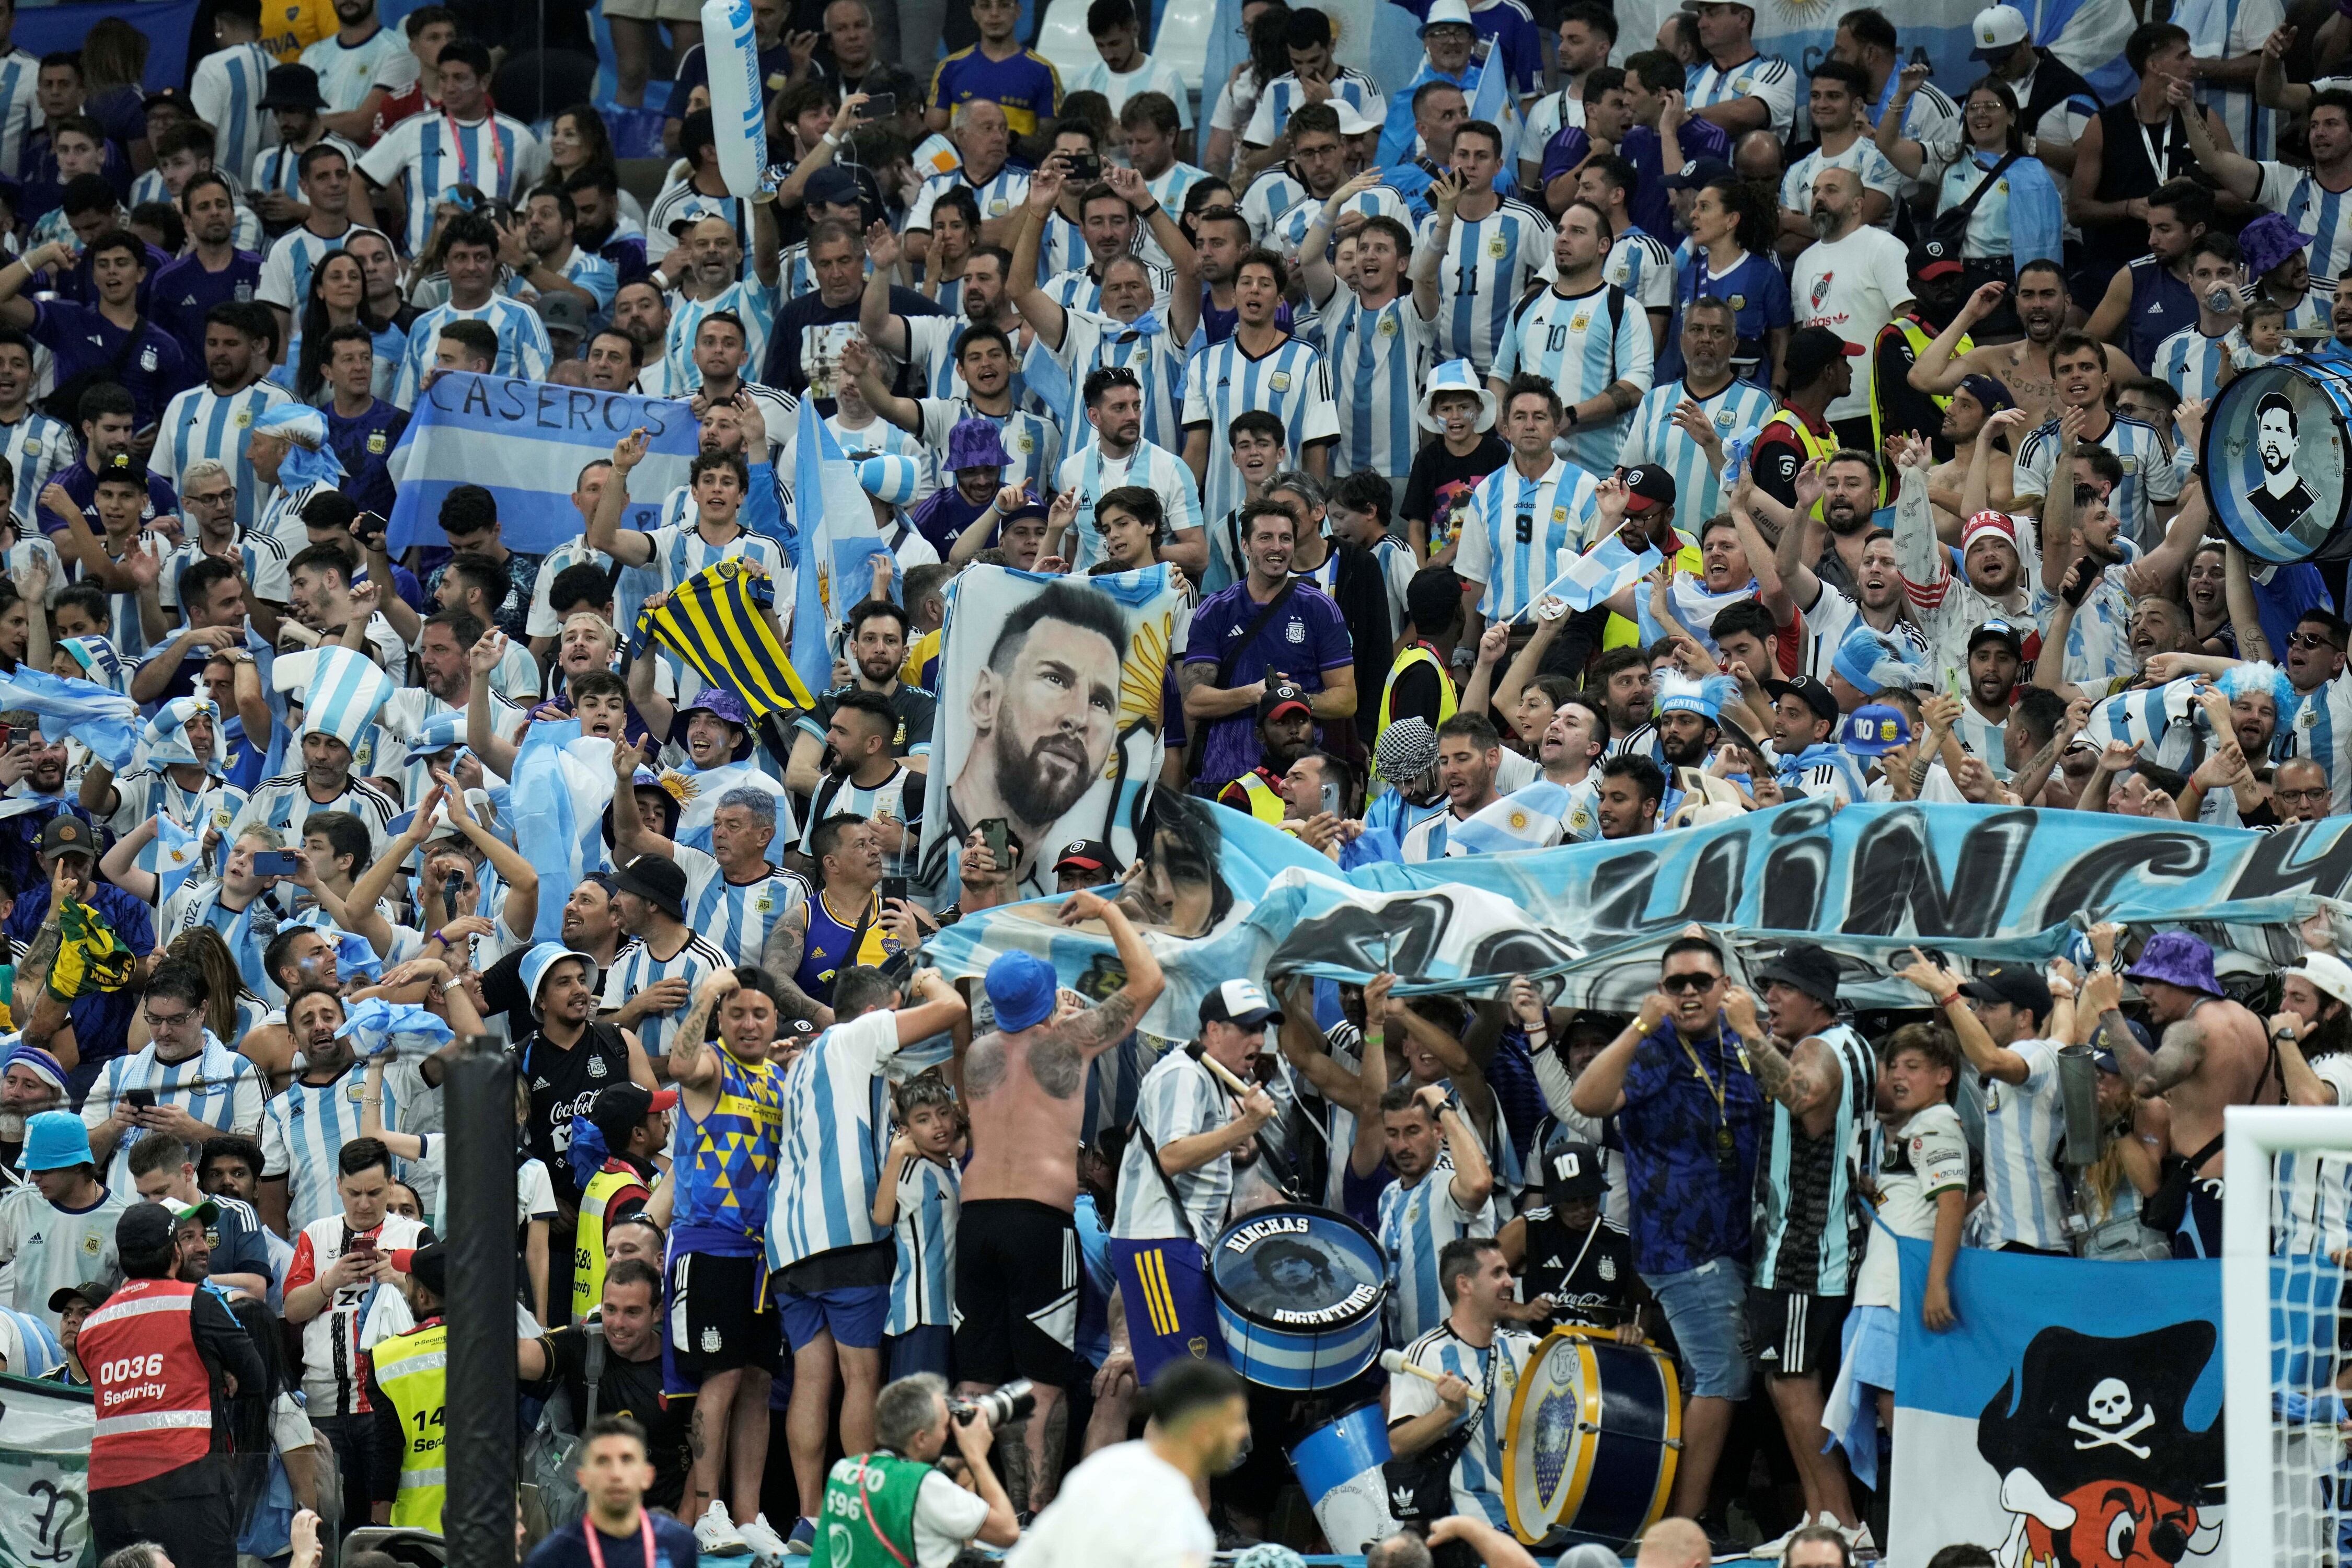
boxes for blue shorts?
[1641,1256,1751,1401]
[1106,1236,1227,1385]
[887,1324,953,1381]
[780,1284,889,1352]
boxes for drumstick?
[1199,1051,1253,1097]
[1379,1349,1484,1405]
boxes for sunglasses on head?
[1660,971,1720,994]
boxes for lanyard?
[2137,112,2175,183]
[582,1509,654,1568]
[442,110,505,197]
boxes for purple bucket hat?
[678,686,756,759]
[2239,212,2313,283]
[2126,930,2222,998]
[946,416,1011,472]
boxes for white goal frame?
[2224,1104,2352,1568]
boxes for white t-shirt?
[1855,1102,1968,1308]
[1006,1442,1214,1568]
[909,1467,994,1567]
[1790,224,1913,420]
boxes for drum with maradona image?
[1209,1204,1388,1392]
[2200,353,2351,565]
[1498,1324,1683,1552]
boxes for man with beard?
[787,599,937,796]
[1918,374,2017,535]
[154,305,285,542]
[1650,670,1733,779]
[2243,391,2318,536]
[1751,327,1860,522]
[1399,711,1507,860]
[943,580,1130,896]
[521,1260,688,1510]
[0,1044,67,1191]
[1216,681,1319,822]
[857,314,1060,499]
[864,218,1025,402]
[152,177,266,370]
[1872,244,1977,470]
[1951,617,2022,780]
[228,612,401,851]
[1888,433,2038,676]
[475,874,624,1043]
[1618,297,1777,533]
[1764,674,1866,803]
[610,280,676,397]
[1036,167,1184,320]
[1745,448,1923,686]
[1908,263,2135,431]
[2111,931,2274,1259]
[1790,167,1911,454]
[257,986,365,1229]
[1595,753,1663,838]
[2083,168,2210,372]
[658,212,780,399]
[959,906,1163,1511]
[1492,200,1650,478]
[2030,443,2144,694]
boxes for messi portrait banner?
[916,563,1183,907]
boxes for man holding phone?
[81,959,265,1200]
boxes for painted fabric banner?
[1887,1239,2226,1568]
[0,1371,94,1568]
[914,563,1184,907]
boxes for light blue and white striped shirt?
[356,111,547,251]
[676,844,809,969]
[1241,67,1383,146]
[2273,671,2352,814]
[1492,281,1654,476]
[85,1037,267,1200]
[1041,257,1175,318]
[1615,375,1775,533]
[1312,282,1437,485]
[665,279,778,394]
[1181,332,1341,547]
[153,380,293,533]
[0,1301,63,1376]
[510,247,620,322]
[391,295,554,409]
[1377,1163,1500,1345]
[1388,1324,1534,1528]
[250,135,364,205]
[1057,435,1202,572]
[885,1154,959,1334]
[1045,307,1189,455]
[915,396,1060,495]
[1270,185,1413,263]
[2258,159,2352,289]
[1454,455,1604,622]
[1976,1036,2069,1252]
[0,408,74,526]
[1686,51,1798,140]
[257,218,363,319]
[2181,0,2282,160]
[907,163,1032,232]
[2013,410,2177,548]
[768,1008,908,1269]
[0,50,41,181]
[1239,166,1309,244]
[599,930,731,1069]
[191,42,279,197]
[1137,162,1212,270]
[1418,199,1555,376]
[297,27,408,116]
[2151,324,2241,407]
[1602,228,1677,314]
[1111,1050,1233,1244]
[261,1066,396,1233]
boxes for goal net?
[2227,1105,2352,1568]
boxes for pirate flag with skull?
[1975,1321,2224,1568]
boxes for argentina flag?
[507,720,623,944]
[138,814,204,907]
[1445,780,1586,855]
[0,665,140,770]
[1527,534,1662,618]
[790,395,893,679]
[2082,678,2203,770]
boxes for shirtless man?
[955,889,1166,1507]
[1905,268,2134,431]
[2111,930,2274,1259]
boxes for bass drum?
[2201,352,2352,564]
[1500,1325,1682,1551]
[1209,1205,1386,1391]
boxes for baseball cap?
[37,815,95,863]
[1970,3,2030,59]
[390,1242,447,1297]
[1260,681,1312,724]
[1959,963,2055,1019]
[1054,838,1120,878]
[1909,234,1964,281]
[986,951,1058,1033]
[2288,952,2352,1008]
[1783,326,1864,389]
[48,1281,108,1315]
[1840,702,1913,757]
[1621,465,1676,514]
[1969,617,2024,655]
[590,1083,678,1148]
[1955,373,2015,416]
[1764,674,1839,725]
[1539,1134,1604,1202]
[1331,100,1379,136]
[144,87,199,117]
[1200,978,1282,1029]
[538,291,589,338]
[1752,941,1841,1005]
[804,165,861,211]
[116,1201,180,1260]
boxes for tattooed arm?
[670,970,735,1092]
[1748,1033,1839,1121]
[757,901,836,1029]
[2137,1018,2207,1098]
[1054,891,1165,1057]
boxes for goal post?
[2225,1104,2352,1568]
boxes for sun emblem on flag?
[817,562,831,616]
[1119,611,1173,737]
[1507,810,1529,831]
[659,768,700,805]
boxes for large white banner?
[0,1374,94,1568]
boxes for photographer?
[819,1372,1019,1566]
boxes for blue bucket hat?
[21,1109,92,1171]
[985,951,1057,1033]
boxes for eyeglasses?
[143,1007,197,1030]
[2289,632,2345,653]
[2278,786,2332,803]
[1659,972,1721,994]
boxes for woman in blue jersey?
[1674,177,1789,391]
[1882,77,2065,342]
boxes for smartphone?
[1068,152,1102,182]
[978,817,1010,870]
[881,874,909,904]
[123,1088,156,1111]
[251,849,299,877]
[864,90,896,119]
[349,1233,377,1258]
[354,511,388,543]
[1320,779,1341,818]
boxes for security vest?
[1870,315,1973,495]
[572,1161,651,1322]
[1375,643,1456,782]
[1766,408,1837,523]
[83,1278,210,1489]
[372,1319,449,1531]
[1223,769,1286,824]
[820,1450,930,1568]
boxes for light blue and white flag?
[1523,534,1661,620]
[1445,780,1584,855]
[337,995,455,1057]
[507,720,622,944]
[386,372,698,554]
[273,644,396,750]
[2082,677,2203,768]
[287,908,385,983]
[1464,37,1522,170]
[138,812,204,906]
[789,394,894,681]
[0,665,139,770]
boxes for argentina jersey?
[357,112,546,252]
[257,220,361,324]
[1042,258,1175,317]
[908,163,1032,232]
[1136,163,1211,269]
[251,135,361,203]
[1418,198,1554,374]
[2258,159,2352,285]
[1269,185,1412,260]
[1456,456,1602,621]
[1977,1038,2071,1250]
[1243,67,1382,145]
[2179,0,2276,158]
[91,1039,266,1199]
[2277,672,2352,814]
[191,42,278,196]
[1046,307,1187,453]
[886,1156,958,1333]
[262,1068,395,1230]
[1312,283,1436,482]
[915,396,1058,493]
[1686,51,1797,139]
[1036,211,1093,282]
[1602,228,1676,317]
[392,295,554,408]
[0,50,38,180]
[0,409,73,525]
[1239,166,1309,243]
[2012,411,2177,546]
[801,764,920,856]
[1615,375,1775,530]
[768,1009,908,1269]
[601,930,730,1066]
[1391,1324,1537,1525]
[677,844,810,967]
[2151,325,2240,406]
[512,248,619,321]
[1182,333,1340,529]
[154,381,293,532]
[664,278,779,393]
[1491,282,1653,477]
[1057,436,1200,571]
[1377,1165,1499,1344]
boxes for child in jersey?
[1500,1133,1642,1337]
[1825,1021,1968,1488]
[873,1074,964,1381]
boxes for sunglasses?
[1660,972,1721,994]
[2289,631,2344,653]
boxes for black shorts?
[1748,1286,1848,1380]
[953,1198,1080,1387]
[667,1250,780,1378]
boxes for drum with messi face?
[1501,1325,1682,1551]
[1210,1204,1387,1390]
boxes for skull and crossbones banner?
[1884,1241,2227,1568]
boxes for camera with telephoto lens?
[951,1379,1035,1428]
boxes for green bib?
[819,1450,930,1568]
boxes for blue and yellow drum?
[1209,1205,1387,1391]
[1500,1325,1682,1551]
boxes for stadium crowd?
[0,0,2340,1563]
